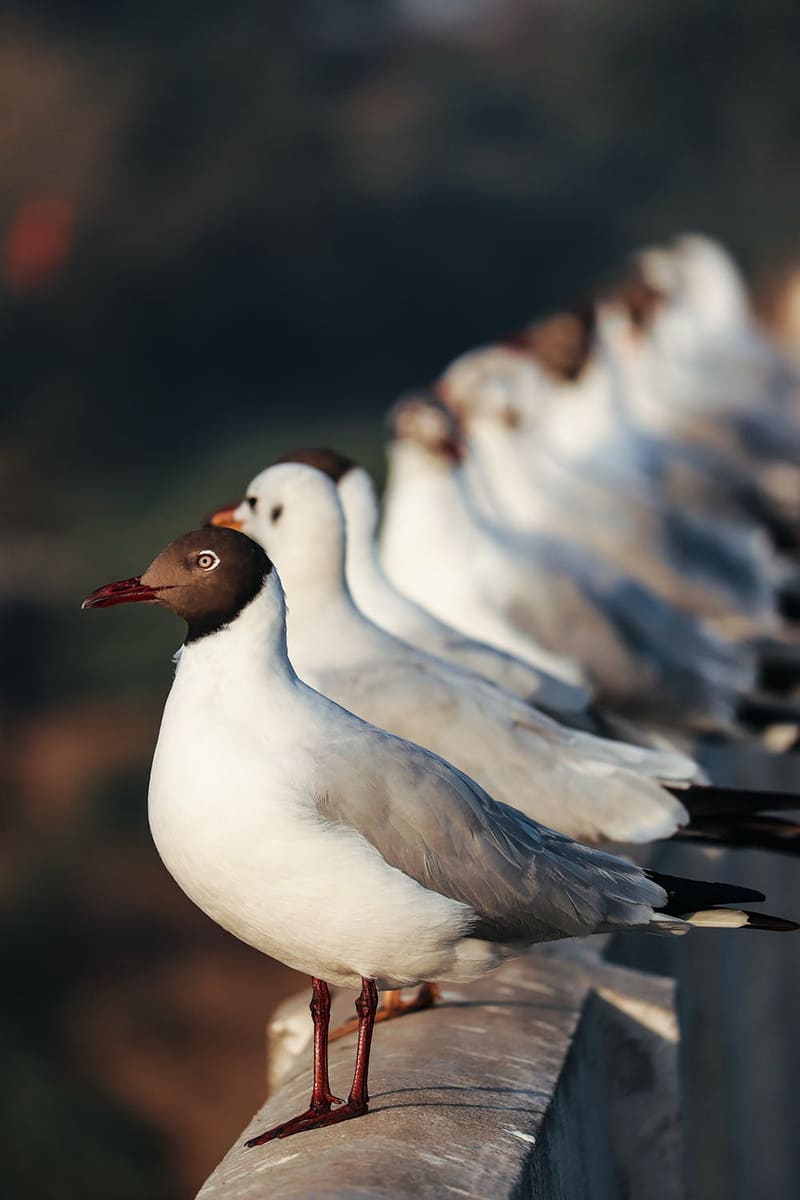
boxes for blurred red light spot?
[4,198,75,292]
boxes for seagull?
[635,235,800,484]
[209,461,705,848]
[437,328,782,636]
[209,461,800,856]
[641,234,785,370]
[271,446,592,718]
[379,393,756,732]
[272,447,761,749]
[433,273,800,702]
[81,526,798,1143]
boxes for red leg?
[246,978,343,1147]
[308,977,342,1110]
[329,980,441,1042]
[245,977,378,1147]
[347,977,379,1110]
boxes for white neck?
[465,418,548,528]
[538,361,619,462]
[338,467,386,592]
[281,534,363,635]
[381,442,477,561]
[173,576,298,704]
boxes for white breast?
[147,658,474,989]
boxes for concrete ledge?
[610,841,800,1200]
[197,944,681,1200]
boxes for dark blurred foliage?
[2,1,800,1195]
[1,855,171,1200]
[3,1,800,521]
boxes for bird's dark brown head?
[504,309,596,382]
[386,391,464,461]
[598,265,665,331]
[274,446,356,484]
[82,527,273,643]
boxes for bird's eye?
[247,497,257,511]
[270,504,283,523]
[196,550,220,572]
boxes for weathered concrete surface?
[197,943,681,1200]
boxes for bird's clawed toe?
[244,1098,367,1146]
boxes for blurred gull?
[634,235,800,505]
[437,313,783,636]
[379,393,756,732]
[273,446,591,717]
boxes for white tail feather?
[685,909,750,928]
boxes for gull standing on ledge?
[273,446,592,717]
[379,393,757,731]
[82,527,797,1142]
[209,463,800,857]
[209,462,704,849]
[271,447,717,747]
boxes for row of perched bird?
[83,234,800,1147]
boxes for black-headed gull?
[380,394,755,731]
[273,446,592,718]
[438,331,782,636]
[272,447,768,750]
[210,462,704,848]
[635,235,800,475]
[82,527,798,1143]
[210,462,800,855]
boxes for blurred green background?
[3,1,800,1195]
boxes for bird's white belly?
[147,739,476,989]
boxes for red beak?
[81,576,165,610]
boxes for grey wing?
[495,532,640,685]
[315,725,664,944]
[660,507,774,613]
[434,631,593,714]
[584,573,754,708]
[533,535,754,716]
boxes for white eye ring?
[196,550,220,572]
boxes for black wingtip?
[676,814,800,857]
[646,869,765,916]
[675,784,800,819]
[741,911,800,932]
[777,585,800,624]
[737,693,800,728]
[757,643,800,691]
